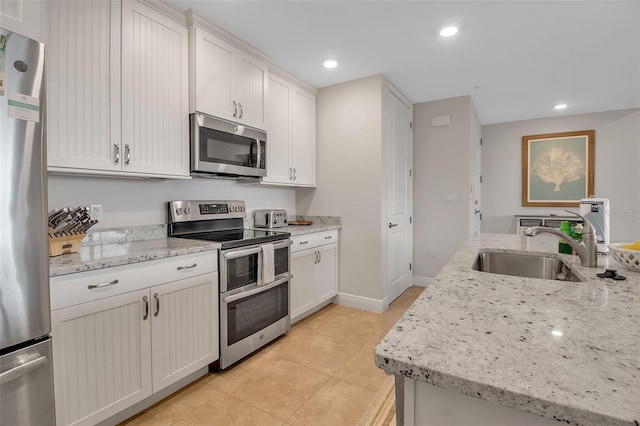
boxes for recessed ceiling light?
[554,103,568,110]
[323,59,338,69]
[440,26,458,37]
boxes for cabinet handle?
[238,103,243,119]
[154,293,160,317]
[289,167,293,180]
[293,168,297,180]
[233,101,238,118]
[125,144,130,166]
[114,143,120,165]
[88,279,119,289]
[299,241,309,245]
[319,251,322,263]
[177,263,197,270]
[316,251,320,264]
[388,223,398,228]
[143,296,149,320]
[324,236,332,240]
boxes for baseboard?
[412,276,434,287]
[335,292,387,313]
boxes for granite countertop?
[50,219,341,277]
[375,233,640,426]
[281,223,341,236]
[49,236,221,277]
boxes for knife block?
[48,227,86,256]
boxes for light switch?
[443,193,458,203]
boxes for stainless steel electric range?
[168,200,291,369]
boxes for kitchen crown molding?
[185,10,272,64]
[139,0,188,24]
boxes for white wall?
[296,74,385,301]
[481,108,640,242]
[413,96,478,279]
[48,175,295,229]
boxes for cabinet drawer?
[51,251,218,310]
[291,230,339,252]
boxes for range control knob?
[230,206,235,212]
[184,207,191,215]
[175,208,183,215]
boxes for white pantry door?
[386,87,413,304]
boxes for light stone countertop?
[375,233,640,426]
[49,237,221,277]
[49,220,340,277]
[280,223,341,236]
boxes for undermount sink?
[472,251,585,282]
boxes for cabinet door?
[291,250,316,322]
[263,74,292,184]
[120,0,189,177]
[51,289,152,426]
[236,50,268,130]
[193,27,236,121]
[1,0,42,40]
[150,273,218,392]
[291,87,316,186]
[46,0,121,172]
[315,244,338,303]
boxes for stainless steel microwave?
[190,113,266,178]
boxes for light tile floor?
[122,286,424,426]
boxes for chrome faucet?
[524,210,598,267]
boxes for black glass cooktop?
[176,229,290,249]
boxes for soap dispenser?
[558,221,573,254]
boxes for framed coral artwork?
[522,130,595,207]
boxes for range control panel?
[169,200,246,223]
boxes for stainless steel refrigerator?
[0,28,55,425]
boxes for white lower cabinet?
[290,231,339,322]
[50,252,218,426]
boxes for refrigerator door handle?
[0,356,48,386]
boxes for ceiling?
[168,1,640,125]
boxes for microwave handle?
[256,139,263,169]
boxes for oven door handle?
[223,246,263,260]
[223,274,292,304]
[222,239,291,260]
[274,239,292,249]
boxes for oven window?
[200,127,262,168]
[226,282,289,346]
[274,246,289,277]
[226,253,259,291]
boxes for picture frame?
[522,130,594,207]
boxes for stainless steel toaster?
[254,209,288,228]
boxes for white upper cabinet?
[262,72,316,187]
[191,25,267,130]
[0,0,42,40]
[46,0,189,178]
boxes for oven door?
[191,113,266,177]
[220,239,291,292]
[220,275,291,369]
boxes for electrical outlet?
[90,204,103,221]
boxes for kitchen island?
[375,233,640,426]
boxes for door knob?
[388,223,398,228]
